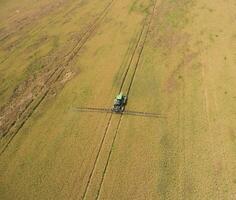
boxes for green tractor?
[112,92,127,113]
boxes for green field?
[1,0,236,199]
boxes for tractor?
[112,92,127,113]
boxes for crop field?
[0,0,236,199]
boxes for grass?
[129,0,151,15]
[1,0,236,199]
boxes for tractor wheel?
[124,97,127,104]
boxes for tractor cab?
[112,92,127,113]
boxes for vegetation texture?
[0,0,236,199]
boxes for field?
[0,0,236,199]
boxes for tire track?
[95,115,123,200]
[81,14,149,200]
[83,1,159,199]
[44,0,116,85]
[79,113,113,200]
[118,20,148,93]
[0,90,50,155]
[0,0,115,155]
[80,11,151,200]
[126,0,157,97]
[61,87,117,200]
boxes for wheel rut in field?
[79,113,113,200]
[81,0,159,199]
[0,0,115,155]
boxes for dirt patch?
[0,66,65,137]
[60,71,75,84]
